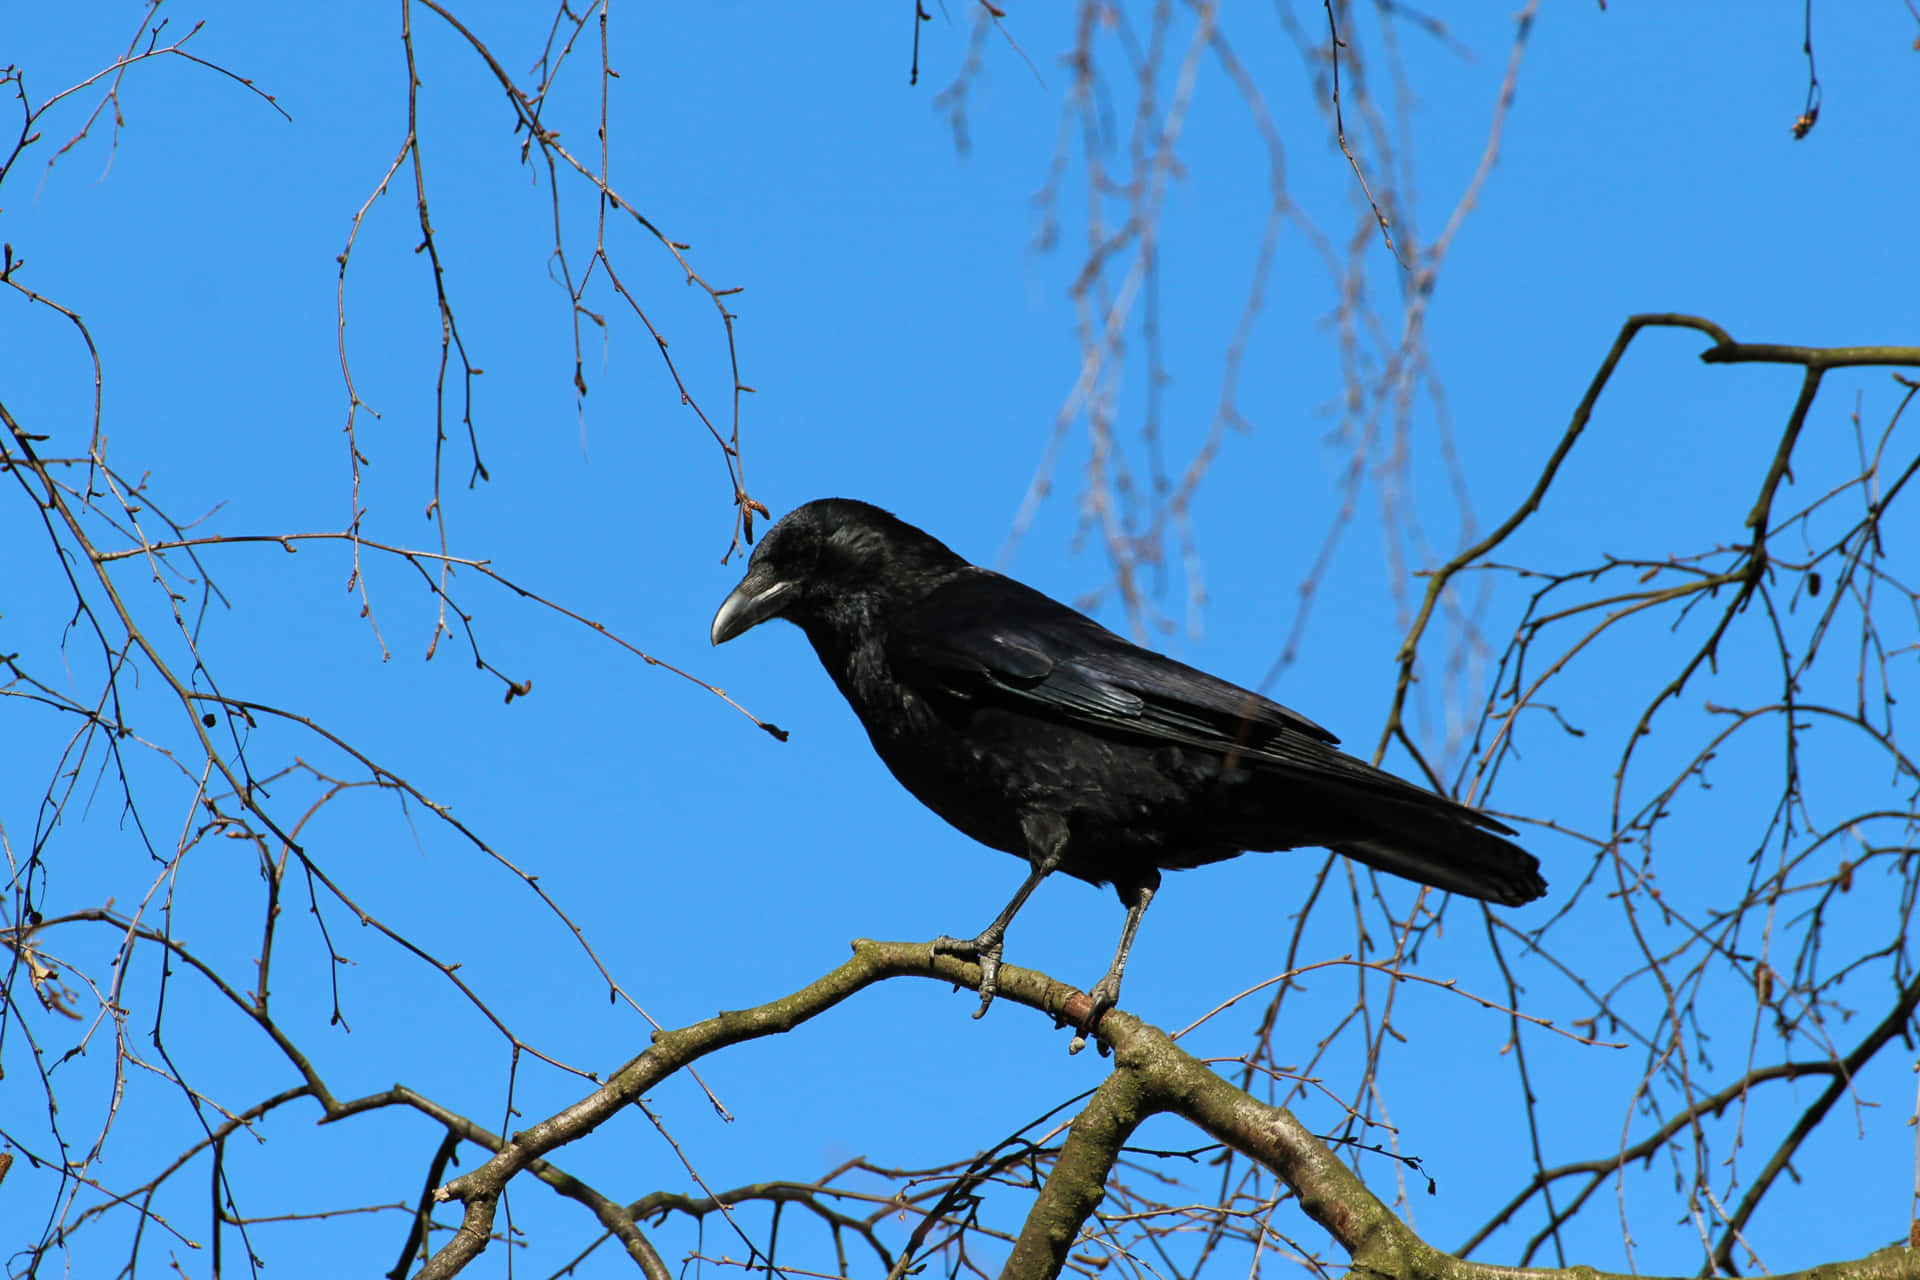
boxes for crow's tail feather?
[1327,796,1545,906]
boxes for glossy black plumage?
[712,498,1545,1033]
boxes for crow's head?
[710,498,965,645]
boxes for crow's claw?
[932,933,1004,1018]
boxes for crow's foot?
[931,933,1004,1018]
[1065,973,1123,1056]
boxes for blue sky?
[5,3,1919,1276]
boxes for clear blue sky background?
[5,3,1918,1276]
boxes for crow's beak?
[711,573,795,645]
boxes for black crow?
[712,499,1544,1035]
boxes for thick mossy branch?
[420,941,1920,1280]
[1004,1064,1153,1275]
[1016,1002,1919,1280]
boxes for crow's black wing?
[888,569,1338,752]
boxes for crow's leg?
[1069,869,1162,1052]
[933,815,1067,1018]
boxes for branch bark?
[420,940,1920,1280]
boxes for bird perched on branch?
[711,499,1545,1041]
